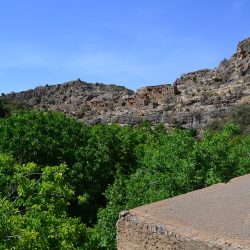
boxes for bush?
[97,125,250,249]
[208,104,250,134]
[0,154,97,249]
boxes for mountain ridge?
[1,37,250,128]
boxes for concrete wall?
[117,212,228,250]
[117,174,250,250]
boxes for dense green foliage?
[0,111,143,226]
[97,125,250,249]
[208,104,250,134]
[0,155,97,249]
[0,98,31,118]
[0,110,249,249]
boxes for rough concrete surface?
[117,174,250,249]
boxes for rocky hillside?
[2,82,134,123]
[173,37,250,128]
[1,37,250,128]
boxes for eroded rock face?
[170,37,250,128]
[1,37,250,128]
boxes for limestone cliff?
[1,37,250,128]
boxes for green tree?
[96,129,196,249]
[0,100,6,118]
[97,125,250,249]
[0,154,98,249]
[0,111,90,166]
[0,111,151,227]
[0,98,31,117]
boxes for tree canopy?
[0,110,249,249]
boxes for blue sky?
[0,0,250,93]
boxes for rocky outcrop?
[170,37,250,128]
[2,81,134,119]
[1,37,250,128]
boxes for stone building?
[136,84,178,104]
[87,84,178,110]
[120,95,137,108]
[87,97,113,109]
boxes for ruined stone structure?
[137,84,178,101]
[86,84,177,110]
[87,97,113,109]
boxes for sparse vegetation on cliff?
[1,37,250,130]
[0,98,31,117]
[208,104,250,133]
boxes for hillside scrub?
[208,104,250,134]
[0,110,249,249]
[0,98,31,118]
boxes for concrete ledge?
[117,174,250,249]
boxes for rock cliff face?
[172,37,250,128]
[1,37,250,128]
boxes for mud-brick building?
[87,84,178,110]
[87,97,113,109]
[120,95,137,108]
[119,84,178,109]
[136,94,150,107]
[137,84,178,104]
